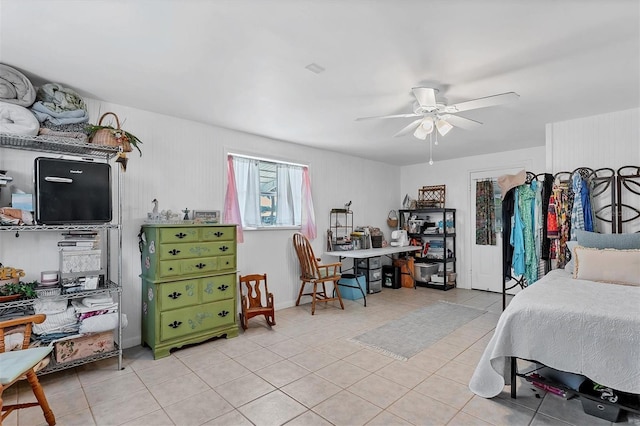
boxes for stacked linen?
[0,63,39,136]
[0,63,36,106]
[0,101,39,135]
[71,296,127,334]
[30,83,89,126]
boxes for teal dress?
[511,190,525,276]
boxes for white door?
[469,167,524,294]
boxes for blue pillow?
[565,241,578,273]
[576,230,640,250]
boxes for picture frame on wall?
[193,210,220,223]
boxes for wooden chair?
[0,314,56,426]
[239,273,275,330]
[292,232,344,315]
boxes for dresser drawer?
[217,254,236,272]
[201,226,235,242]
[202,274,236,303]
[180,257,219,275]
[159,279,199,310]
[160,299,235,341]
[159,227,199,243]
[159,241,235,260]
[159,260,181,278]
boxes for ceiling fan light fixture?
[436,118,453,136]
[413,118,433,140]
[413,124,429,140]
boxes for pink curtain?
[300,167,317,240]
[223,156,244,243]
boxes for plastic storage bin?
[337,274,367,300]
[414,263,439,282]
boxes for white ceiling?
[1,0,639,165]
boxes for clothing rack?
[501,165,640,310]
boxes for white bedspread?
[469,269,640,398]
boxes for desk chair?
[0,314,56,426]
[293,232,344,315]
[239,273,275,330]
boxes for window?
[226,154,305,228]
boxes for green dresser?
[140,224,239,359]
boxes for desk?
[325,246,421,304]
[325,245,421,260]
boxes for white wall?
[400,146,546,290]
[0,100,400,348]
[546,108,640,172]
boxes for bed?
[469,268,640,399]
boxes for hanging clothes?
[540,173,555,260]
[547,194,559,238]
[511,189,526,277]
[475,180,496,245]
[581,176,594,232]
[518,184,538,284]
[502,188,516,280]
[570,173,585,241]
[553,180,573,268]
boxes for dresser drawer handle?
[218,310,229,317]
[175,232,188,239]
[217,284,228,291]
[195,263,206,269]
[168,292,182,299]
[219,246,229,252]
[168,267,174,271]
[168,249,181,256]
[168,320,182,328]
[214,231,223,237]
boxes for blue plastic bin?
[337,274,367,300]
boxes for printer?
[390,230,409,247]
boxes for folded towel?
[79,312,127,334]
[71,299,117,314]
[33,298,68,315]
[38,127,88,142]
[81,296,114,307]
[32,307,77,335]
[31,101,89,125]
[0,63,36,107]
[0,101,39,135]
[35,83,87,113]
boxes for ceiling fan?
[356,88,520,140]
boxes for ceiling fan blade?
[444,114,483,130]
[412,87,437,109]
[393,118,423,137]
[448,92,520,113]
[356,113,421,121]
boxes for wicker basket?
[35,286,61,298]
[417,185,446,208]
[387,210,398,228]
[90,112,132,152]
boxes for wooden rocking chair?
[1,314,56,426]
[292,232,344,315]
[239,273,275,330]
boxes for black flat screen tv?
[34,157,112,224]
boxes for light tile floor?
[4,286,639,426]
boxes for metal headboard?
[616,166,640,233]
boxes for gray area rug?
[348,301,486,361]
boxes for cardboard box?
[54,331,114,363]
